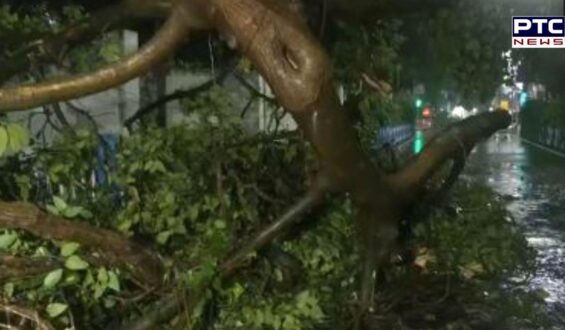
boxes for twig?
[234,74,277,105]
[361,73,393,96]
[240,95,257,119]
[123,72,228,130]
[0,303,56,330]
[64,101,100,132]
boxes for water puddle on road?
[465,132,565,326]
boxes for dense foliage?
[0,85,545,329]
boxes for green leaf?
[53,196,68,211]
[189,206,199,221]
[99,42,121,62]
[6,123,29,152]
[45,205,60,216]
[63,206,83,218]
[103,297,116,308]
[46,303,68,318]
[4,283,14,298]
[0,232,17,249]
[214,220,227,230]
[64,273,80,285]
[108,271,120,292]
[80,209,93,219]
[152,160,166,173]
[156,230,173,245]
[117,219,133,233]
[94,283,106,299]
[43,269,64,289]
[0,126,8,156]
[65,255,89,270]
[60,242,80,257]
[97,267,109,284]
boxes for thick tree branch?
[197,0,398,314]
[0,256,58,282]
[396,110,511,201]
[0,1,195,112]
[221,183,328,275]
[0,0,173,84]
[0,202,163,286]
[433,153,466,202]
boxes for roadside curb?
[521,137,565,159]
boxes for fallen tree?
[0,0,512,328]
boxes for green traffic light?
[519,92,528,106]
[415,98,423,108]
[413,130,425,154]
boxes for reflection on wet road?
[465,131,565,325]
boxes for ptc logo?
[512,17,565,48]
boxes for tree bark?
[0,202,163,286]
[0,256,58,281]
[194,0,403,310]
[395,111,512,202]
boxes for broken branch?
[396,110,511,201]
[0,256,58,282]
[0,202,163,286]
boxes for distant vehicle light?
[451,106,468,119]
[422,107,432,118]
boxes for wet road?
[465,130,565,325]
